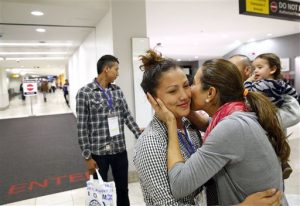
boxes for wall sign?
[239,0,300,21]
[280,58,290,72]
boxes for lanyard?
[94,80,113,110]
[177,126,196,157]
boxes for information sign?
[239,0,300,21]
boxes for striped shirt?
[76,79,140,156]
[244,79,299,107]
[133,116,202,206]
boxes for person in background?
[149,58,289,206]
[51,80,57,93]
[63,79,69,106]
[41,80,48,102]
[186,74,194,86]
[244,53,298,107]
[228,54,300,129]
[48,79,52,93]
[134,50,282,206]
[76,54,142,206]
[19,83,26,101]
[228,54,253,82]
[243,53,299,179]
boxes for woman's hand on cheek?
[147,92,175,124]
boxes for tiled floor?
[0,182,145,206]
[0,90,72,119]
[0,90,299,205]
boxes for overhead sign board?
[23,80,38,96]
[239,0,300,21]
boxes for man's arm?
[76,89,91,151]
[277,95,300,128]
[76,89,98,174]
[235,189,281,206]
[119,90,141,138]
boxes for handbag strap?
[90,169,105,184]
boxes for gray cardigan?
[278,95,300,129]
[168,112,288,206]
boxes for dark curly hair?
[139,50,179,96]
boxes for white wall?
[96,6,113,57]
[110,0,147,174]
[0,69,9,109]
[68,7,114,113]
[8,78,22,94]
[132,38,152,128]
[296,57,300,93]
[68,30,98,112]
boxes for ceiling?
[146,0,300,60]
[0,0,110,76]
[0,0,299,76]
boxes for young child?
[244,53,299,179]
[244,53,298,107]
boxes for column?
[111,0,148,181]
[0,68,9,110]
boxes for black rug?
[0,114,88,204]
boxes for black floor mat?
[0,114,87,204]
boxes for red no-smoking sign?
[23,81,37,96]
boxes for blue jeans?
[92,151,130,206]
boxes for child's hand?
[246,73,256,82]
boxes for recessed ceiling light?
[248,38,256,42]
[222,34,228,38]
[267,33,273,36]
[234,40,242,45]
[36,28,46,33]
[31,11,44,16]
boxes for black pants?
[64,94,69,106]
[92,151,130,206]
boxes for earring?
[205,99,209,103]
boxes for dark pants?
[92,151,130,206]
[64,93,69,106]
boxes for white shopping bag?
[86,169,114,206]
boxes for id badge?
[107,113,120,137]
[105,144,112,151]
[194,187,207,206]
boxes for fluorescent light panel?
[6,57,67,60]
[0,43,73,47]
[0,52,69,55]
